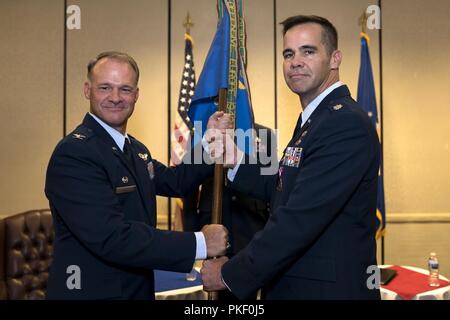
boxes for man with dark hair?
[280,15,338,55]
[45,51,229,299]
[201,15,381,300]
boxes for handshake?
[204,111,243,168]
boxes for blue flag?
[187,0,254,153]
[357,33,386,240]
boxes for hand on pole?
[201,224,229,257]
[201,256,229,291]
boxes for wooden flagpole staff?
[207,0,239,300]
[208,88,228,301]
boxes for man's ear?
[134,87,139,102]
[83,81,91,99]
[330,50,342,70]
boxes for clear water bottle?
[186,268,197,281]
[428,252,440,287]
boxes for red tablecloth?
[381,265,450,300]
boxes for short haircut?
[280,15,338,55]
[87,51,140,84]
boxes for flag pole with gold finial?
[359,10,369,39]
[183,12,194,36]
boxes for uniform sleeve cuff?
[194,232,207,260]
[221,272,232,292]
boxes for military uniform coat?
[222,86,381,300]
[45,114,212,299]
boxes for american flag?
[171,33,196,165]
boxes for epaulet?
[328,103,345,112]
[68,126,94,142]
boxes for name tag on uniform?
[115,185,137,194]
[282,147,303,168]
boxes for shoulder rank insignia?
[138,153,148,161]
[72,133,86,140]
[333,104,344,111]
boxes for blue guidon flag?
[188,0,255,154]
[357,32,386,240]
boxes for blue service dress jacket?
[222,85,381,299]
[45,113,212,299]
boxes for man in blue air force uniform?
[201,15,381,300]
[45,52,228,299]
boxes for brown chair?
[0,209,54,299]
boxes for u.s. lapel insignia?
[72,133,86,140]
[147,161,155,179]
[295,130,308,146]
[122,176,129,184]
[138,153,148,161]
[333,104,343,111]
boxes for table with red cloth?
[154,265,450,300]
[380,265,450,300]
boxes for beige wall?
[381,0,450,276]
[0,0,64,216]
[383,0,450,214]
[1,0,449,275]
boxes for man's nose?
[108,88,121,103]
[291,55,305,69]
